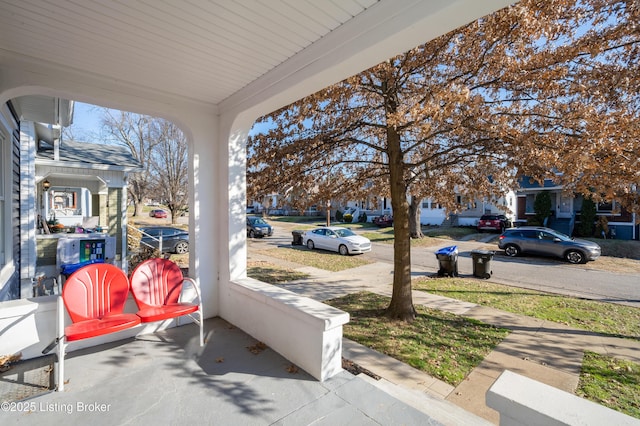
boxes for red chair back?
[62,263,131,323]
[130,258,184,309]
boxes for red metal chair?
[130,258,204,347]
[56,263,141,391]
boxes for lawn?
[253,247,373,272]
[247,260,311,283]
[577,351,640,418]
[324,291,509,385]
[412,277,640,339]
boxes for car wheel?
[504,244,520,257]
[338,244,349,256]
[248,229,255,238]
[565,250,585,264]
[306,240,315,250]
[174,241,189,254]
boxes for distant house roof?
[36,140,143,171]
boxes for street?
[249,221,640,308]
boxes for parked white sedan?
[303,226,372,255]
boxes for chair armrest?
[180,277,202,304]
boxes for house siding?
[7,127,20,299]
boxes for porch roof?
[36,139,142,171]
[0,0,513,115]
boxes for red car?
[149,209,168,218]
[373,215,393,227]
[477,214,511,232]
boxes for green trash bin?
[471,250,494,279]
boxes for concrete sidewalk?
[249,249,640,424]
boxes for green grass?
[412,277,640,340]
[270,216,322,223]
[577,351,640,418]
[247,260,310,283]
[254,247,373,272]
[362,226,479,247]
[325,291,509,385]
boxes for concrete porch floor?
[2,318,488,425]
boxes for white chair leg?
[56,296,66,391]
[199,313,204,347]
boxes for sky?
[66,102,105,143]
[67,101,267,143]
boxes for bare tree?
[149,119,189,224]
[101,110,158,216]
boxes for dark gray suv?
[246,216,273,238]
[498,226,601,264]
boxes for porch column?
[185,110,222,318]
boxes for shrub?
[343,213,353,223]
[335,209,343,222]
[359,212,367,223]
[534,191,552,225]
[577,197,596,237]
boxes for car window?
[312,229,326,236]
[540,231,556,241]
[334,228,356,237]
[521,230,539,239]
[142,228,159,237]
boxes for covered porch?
[0,0,513,389]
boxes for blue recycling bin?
[435,245,458,277]
[60,259,105,277]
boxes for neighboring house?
[515,176,638,240]
[253,189,517,227]
[0,95,142,302]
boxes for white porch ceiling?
[0,0,513,114]
[0,0,377,106]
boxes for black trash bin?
[292,230,304,246]
[435,245,458,277]
[470,250,494,279]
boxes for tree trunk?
[133,199,143,217]
[384,125,416,321]
[409,196,424,239]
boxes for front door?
[557,193,573,218]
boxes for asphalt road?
[250,222,640,308]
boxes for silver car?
[303,226,371,255]
[498,226,601,264]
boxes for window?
[597,201,614,213]
[524,194,534,213]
